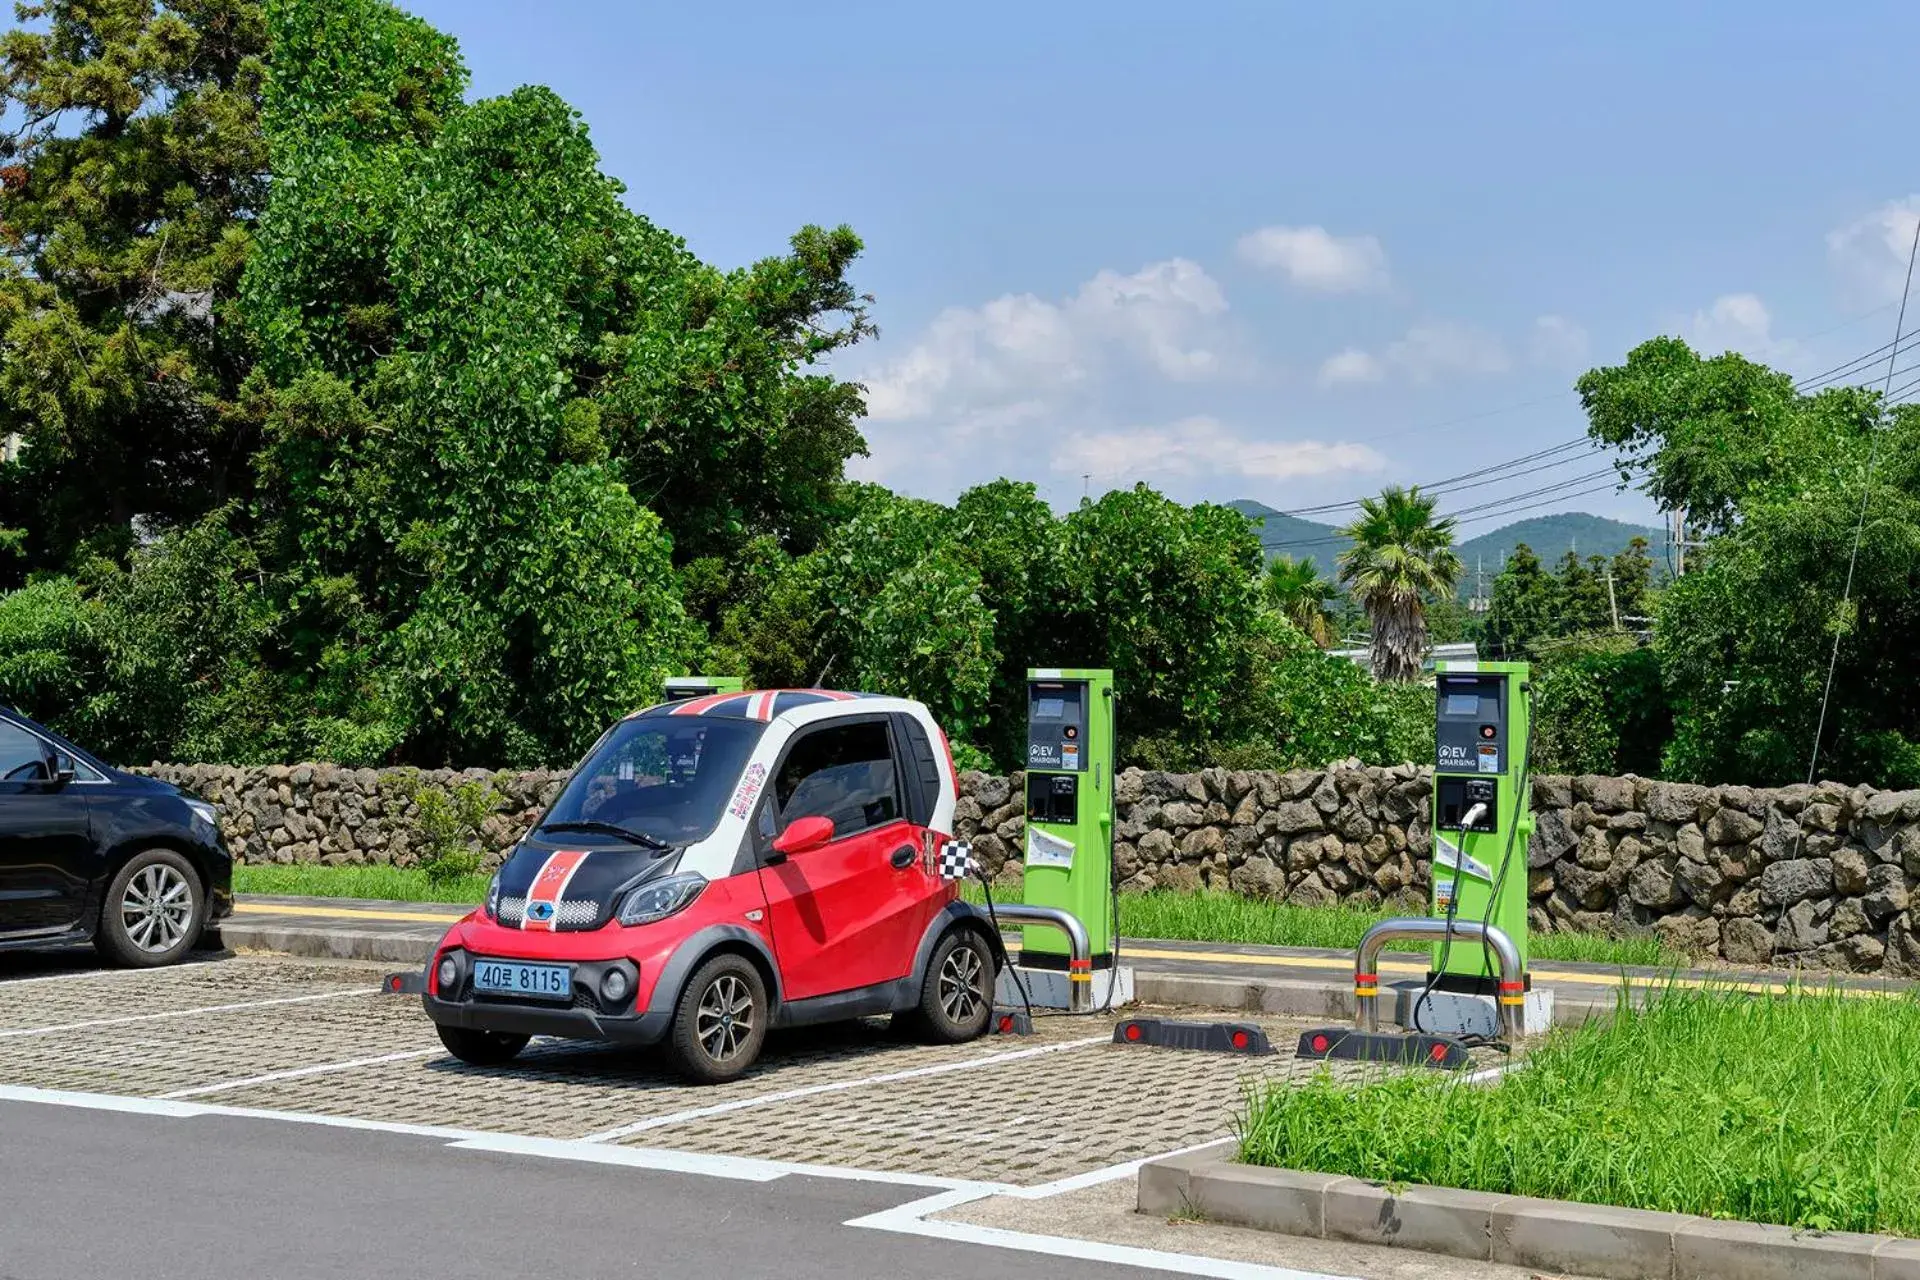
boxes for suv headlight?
[185,799,218,830]
[617,873,707,927]
[484,871,503,921]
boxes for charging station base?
[1390,980,1553,1037]
[995,964,1134,1010]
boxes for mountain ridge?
[1226,499,1668,588]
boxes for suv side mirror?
[772,815,835,856]
[51,752,75,784]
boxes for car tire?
[436,1024,531,1066]
[666,953,768,1084]
[905,928,996,1044]
[94,849,205,968]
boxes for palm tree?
[1264,555,1339,647]
[1337,486,1462,682]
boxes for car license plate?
[471,959,572,1001]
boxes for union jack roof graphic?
[629,688,883,723]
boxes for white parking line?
[577,1034,1110,1143]
[1005,1136,1236,1200]
[0,988,376,1039]
[159,1047,441,1099]
[845,1186,1357,1280]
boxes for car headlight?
[617,873,707,927]
[484,871,503,921]
[185,799,218,829]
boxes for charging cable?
[1413,801,1481,1034]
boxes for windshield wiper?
[537,820,673,851]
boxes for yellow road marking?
[1118,946,1897,999]
[234,902,467,925]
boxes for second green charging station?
[1429,659,1532,987]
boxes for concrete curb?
[1137,1151,1920,1280]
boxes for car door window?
[0,722,49,782]
[775,721,901,838]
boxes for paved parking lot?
[0,952,1418,1188]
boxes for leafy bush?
[401,776,500,887]
[1531,638,1671,777]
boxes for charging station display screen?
[1443,693,1479,717]
[1436,674,1506,774]
[1027,682,1088,772]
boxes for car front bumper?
[422,993,671,1045]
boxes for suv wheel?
[436,1024,531,1066]
[904,929,996,1044]
[95,849,203,968]
[666,954,768,1084]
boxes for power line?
[1258,466,1624,551]
[1274,437,1594,517]
[1805,214,1920,785]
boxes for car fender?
[909,900,1005,988]
[645,924,784,1017]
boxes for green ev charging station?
[1010,667,1132,1008]
[1298,657,1545,1068]
[1429,659,1533,989]
[661,675,744,702]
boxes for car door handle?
[889,846,915,870]
[763,851,788,867]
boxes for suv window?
[775,720,901,838]
[0,720,50,782]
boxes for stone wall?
[153,759,1920,975]
[952,765,1920,976]
[145,763,568,868]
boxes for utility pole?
[1605,570,1619,630]
[1673,506,1686,576]
[1081,473,1090,500]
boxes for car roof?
[627,688,911,725]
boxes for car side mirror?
[51,753,75,784]
[772,815,835,856]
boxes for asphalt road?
[0,1101,1194,1280]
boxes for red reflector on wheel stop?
[1311,1033,1330,1053]
[1124,1023,1142,1041]
[1430,1043,1449,1063]
[1230,1031,1249,1049]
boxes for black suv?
[0,706,232,966]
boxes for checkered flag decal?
[937,840,978,881]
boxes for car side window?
[775,720,901,839]
[0,722,50,782]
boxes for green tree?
[1552,550,1613,636]
[1336,486,1461,682]
[1263,555,1338,647]
[1482,543,1559,658]
[0,0,268,582]
[1609,535,1656,625]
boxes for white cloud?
[1529,315,1590,369]
[1236,225,1390,293]
[1384,320,1511,381]
[1051,416,1386,484]
[861,258,1233,437]
[1828,197,1920,302]
[1685,292,1802,363]
[1318,347,1385,386]
[1314,320,1510,391]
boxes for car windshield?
[541,717,766,846]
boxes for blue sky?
[409,1,1920,529]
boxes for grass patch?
[234,862,487,904]
[965,884,1678,968]
[1240,983,1920,1236]
[237,864,1677,968]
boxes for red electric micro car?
[414,690,1000,1082]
